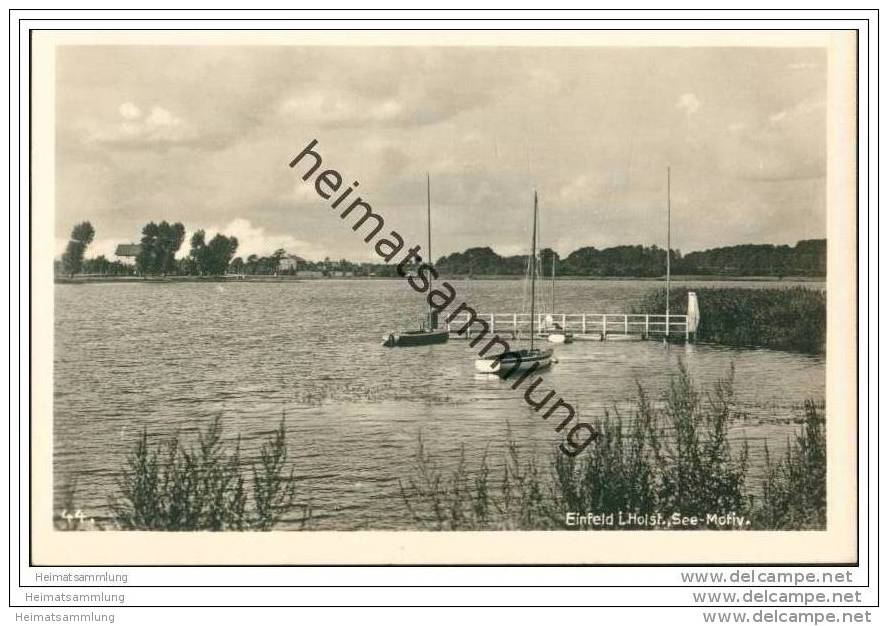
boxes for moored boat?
[475,190,554,375]
[474,347,552,375]
[382,174,449,348]
[382,329,449,347]
[383,312,449,347]
[546,331,571,344]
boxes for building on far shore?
[278,254,306,273]
[115,244,142,264]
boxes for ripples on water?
[54,279,825,529]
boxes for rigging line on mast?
[535,185,542,324]
[426,172,433,321]
[530,190,538,352]
[521,136,533,318]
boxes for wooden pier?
[445,312,693,342]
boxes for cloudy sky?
[55,45,826,262]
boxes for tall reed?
[634,287,826,354]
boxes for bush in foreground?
[401,364,824,531]
[110,416,310,531]
[754,400,827,529]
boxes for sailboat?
[382,174,450,348]
[544,251,573,344]
[474,191,553,374]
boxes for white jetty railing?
[445,312,692,342]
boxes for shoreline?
[55,274,827,285]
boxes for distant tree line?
[434,245,680,277]
[562,245,679,277]
[677,239,825,277]
[434,240,826,278]
[56,217,826,279]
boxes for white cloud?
[55,221,323,263]
[720,98,826,181]
[187,218,326,260]
[676,93,702,115]
[278,90,409,127]
[768,99,823,126]
[54,237,123,260]
[87,103,192,146]
[118,102,141,120]
[56,47,827,255]
[145,106,180,127]
[557,175,591,203]
[495,244,528,257]
[277,77,479,129]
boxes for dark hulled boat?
[382,312,449,347]
[382,174,449,348]
[382,328,449,347]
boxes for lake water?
[53,278,825,529]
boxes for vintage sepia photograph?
[30,28,858,565]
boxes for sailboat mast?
[666,166,671,328]
[427,172,433,322]
[530,191,538,351]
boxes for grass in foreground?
[400,364,826,531]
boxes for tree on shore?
[136,221,185,275]
[189,230,239,275]
[239,249,286,275]
[60,221,95,277]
